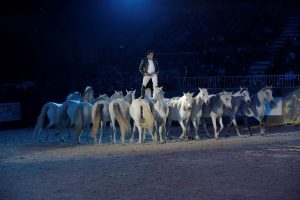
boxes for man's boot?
[141,85,146,99]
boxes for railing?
[78,75,300,91]
[161,75,300,90]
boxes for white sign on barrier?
[265,97,282,116]
[0,102,21,122]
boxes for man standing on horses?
[139,50,159,99]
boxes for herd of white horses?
[33,85,275,144]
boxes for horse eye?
[266,92,269,95]
[226,98,229,101]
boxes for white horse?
[167,92,194,140]
[202,91,233,138]
[188,88,210,140]
[108,90,135,145]
[152,86,169,143]
[91,100,110,144]
[66,91,83,101]
[108,91,124,103]
[240,86,275,135]
[130,98,155,144]
[90,94,109,105]
[32,92,82,142]
[83,86,95,103]
[91,90,135,144]
[73,102,93,144]
[224,87,251,136]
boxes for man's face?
[147,52,154,60]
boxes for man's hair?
[147,50,154,55]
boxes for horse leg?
[163,122,168,142]
[109,122,113,143]
[111,119,117,145]
[166,118,172,140]
[45,128,50,142]
[98,121,104,144]
[201,117,211,138]
[45,122,54,142]
[154,122,158,143]
[143,128,147,143]
[232,118,241,137]
[137,126,143,144]
[219,117,224,135]
[210,113,219,139]
[192,119,200,140]
[67,126,72,141]
[130,123,136,144]
[244,116,252,136]
[259,119,265,136]
[159,125,164,143]
[76,129,83,144]
[226,121,233,133]
[178,120,187,140]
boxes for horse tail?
[140,104,155,130]
[91,103,103,139]
[55,102,69,129]
[33,103,50,139]
[74,103,84,137]
[113,102,130,136]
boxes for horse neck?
[110,94,121,101]
[233,90,242,97]
[232,96,244,112]
[193,94,204,111]
[123,94,133,104]
[155,94,165,108]
[252,92,264,107]
[212,95,224,113]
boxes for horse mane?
[66,91,81,100]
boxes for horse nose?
[247,100,251,104]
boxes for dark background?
[0,0,299,128]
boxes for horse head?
[183,92,194,111]
[261,86,274,105]
[83,86,94,102]
[153,86,164,103]
[220,91,233,110]
[66,91,82,101]
[114,90,124,98]
[199,88,210,105]
[240,87,251,104]
[125,89,136,104]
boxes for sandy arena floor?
[0,125,300,200]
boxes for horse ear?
[199,88,202,91]
[240,87,243,90]
[270,85,272,88]
[183,92,186,96]
[126,89,128,93]
[160,86,163,90]
[191,92,194,96]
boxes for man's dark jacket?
[139,58,159,75]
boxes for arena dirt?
[0,126,300,200]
